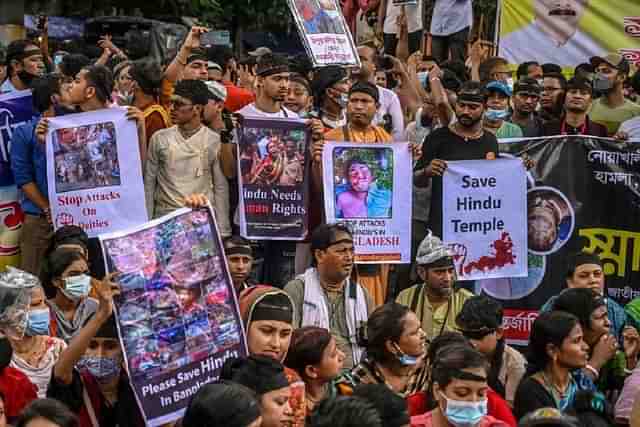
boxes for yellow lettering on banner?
[579,228,640,278]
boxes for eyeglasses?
[169,99,194,109]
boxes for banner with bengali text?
[481,136,640,344]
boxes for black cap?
[514,77,542,95]
[566,77,592,93]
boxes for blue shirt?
[10,116,48,215]
[541,292,634,342]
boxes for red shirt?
[0,367,38,420]
[223,81,255,112]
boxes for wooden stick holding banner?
[322,141,412,263]
[99,205,248,426]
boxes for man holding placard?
[414,81,498,239]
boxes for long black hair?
[526,311,580,376]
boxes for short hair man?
[590,53,640,136]
[543,77,608,136]
[10,75,64,274]
[224,235,255,294]
[144,79,231,236]
[284,224,373,369]
[1,39,44,93]
[539,72,567,122]
[129,59,171,143]
[509,78,544,137]
[540,252,637,342]
[396,233,473,342]
[414,81,499,238]
[354,46,404,141]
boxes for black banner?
[478,137,640,343]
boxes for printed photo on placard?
[240,126,306,186]
[287,0,360,67]
[332,147,393,219]
[52,122,120,193]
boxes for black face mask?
[17,70,38,88]
[0,337,13,370]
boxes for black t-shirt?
[416,127,499,238]
[513,376,556,420]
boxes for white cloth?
[237,103,299,119]
[10,336,67,398]
[0,79,17,93]
[374,85,405,142]
[384,0,423,34]
[499,23,606,67]
[300,268,368,365]
[619,116,640,142]
[430,0,472,36]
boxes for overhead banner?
[45,108,147,237]
[499,0,640,68]
[287,0,360,67]
[322,141,412,263]
[442,159,528,281]
[0,90,37,270]
[480,136,640,344]
[237,117,311,240]
[100,207,247,426]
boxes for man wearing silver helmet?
[395,232,472,343]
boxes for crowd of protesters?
[1,0,640,426]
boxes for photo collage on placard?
[104,210,242,380]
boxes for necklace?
[178,125,202,139]
[541,371,569,399]
[450,122,484,141]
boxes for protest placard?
[0,90,36,269]
[100,206,247,426]
[442,158,528,282]
[323,141,411,263]
[287,0,360,67]
[237,117,310,240]
[46,108,147,237]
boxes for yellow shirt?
[396,284,473,342]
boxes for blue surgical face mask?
[417,71,429,89]
[484,108,509,121]
[26,308,50,336]
[394,343,420,366]
[62,274,92,301]
[440,392,488,427]
[78,355,122,384]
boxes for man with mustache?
[284,224,373,370]
[396,232,473,343]
[500,0,606,67]
[414,81,499,239]
[1,39,45,93]
[509,78,544,137]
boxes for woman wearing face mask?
[412,343,508,427]
[42,249,97,342]
[221,355,295,427]
[7,282,66,398]
[311,66,350,130]
[337,302,427,398]
[513,311,590,420]
[284,326,346,411]
[552,288,639,398]
[49,275,145,427]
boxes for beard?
[457,114,482,128]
